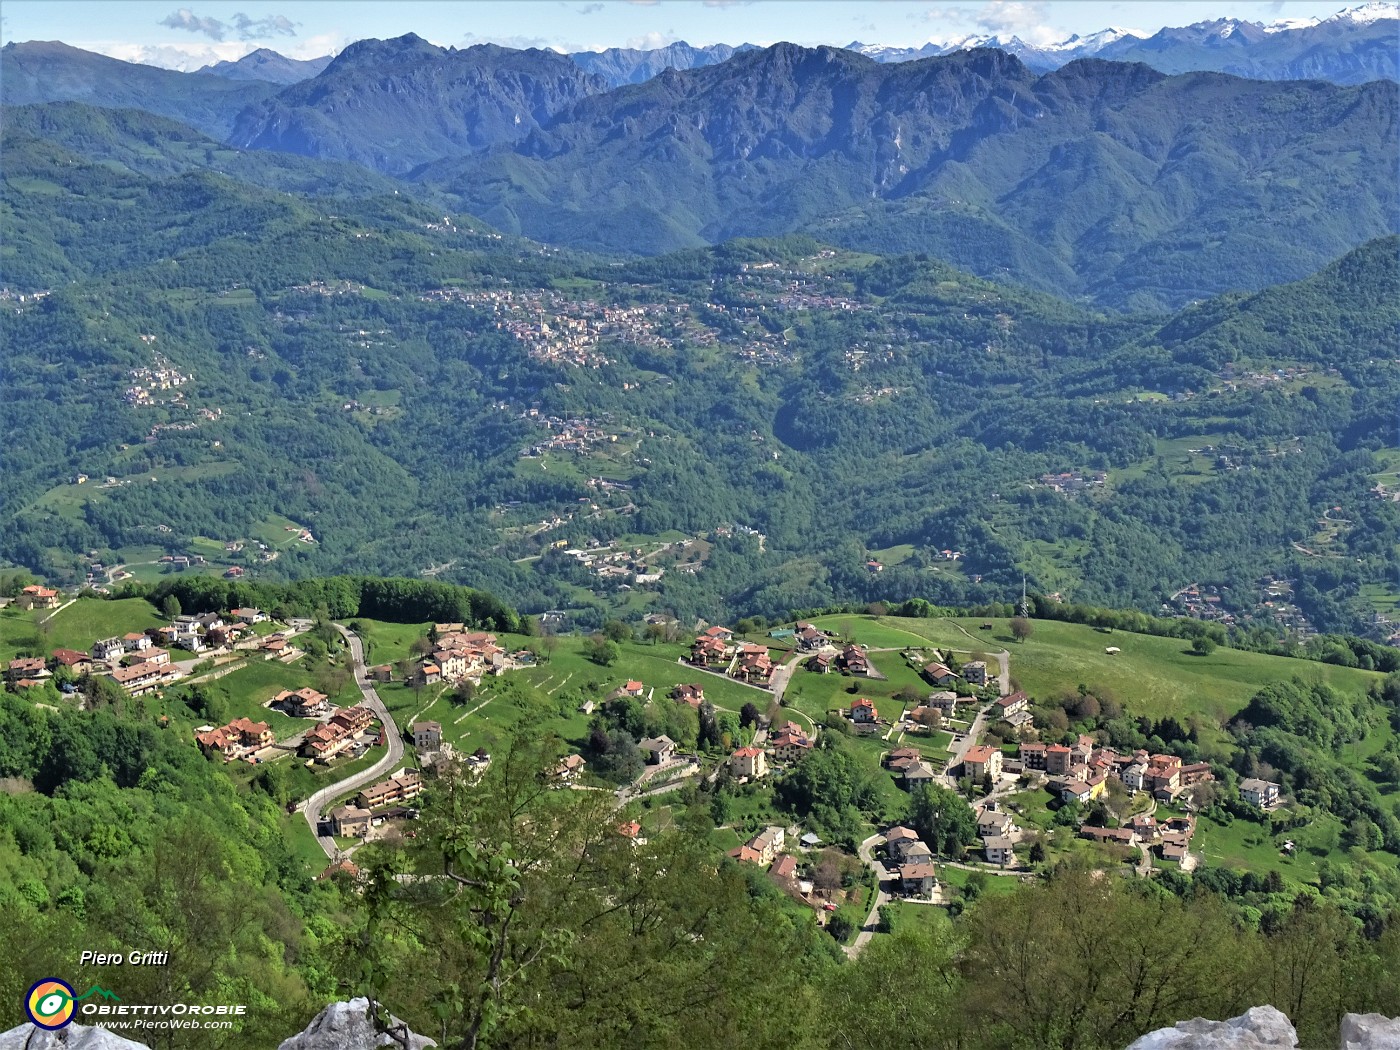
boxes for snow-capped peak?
[1263,16,1321,32]
[1040,27,1144,53]
[1323,2,1400,25]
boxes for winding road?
[847,832,893,957]
[300,625,406,860]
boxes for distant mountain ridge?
[198,47,332,85]
[227,34,607,175]
[568,41,759,87]
[845,2,1398,83]
[406,43,1397,309]
[0,40,280,138]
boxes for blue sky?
[0,1,1373,69]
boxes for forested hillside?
[3,119,1396,639]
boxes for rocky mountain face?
[568,40,757,87]
[407,44,1398,309]
[0,40,280,138]
[199,47,333,85]
[226,34,608,174]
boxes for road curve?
[846,831,892,958]
[301,624,407,860]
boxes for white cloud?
[158,8,300,43]
[92,38,253,70]
[920,0,1063,45]
[577,2,605,12]
[625,29,679,49]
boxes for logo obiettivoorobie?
[25,979,76,1030]
[24,978,121,1029]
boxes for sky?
[0,0,1378,70]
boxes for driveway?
[299,624,406,860]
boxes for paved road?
[300,625,406,860]
[942,700,994,786]
[847,832,893,958]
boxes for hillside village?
[0,591,1314,944]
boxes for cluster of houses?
[415,625,511,686]
[1013,738,1215,810]
[15,584,61,610]
[809,642,876,677]
[884,826,939,896]
[300,705,376,764]
[195,717,273,762]
[1078,811,1201,865]
[687,626,776,685]
[556,544,665,588]
[884,745,940,787]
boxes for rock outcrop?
[277,998,436,1050]
[0,1023,150,1049]
[1126,1006,1299,1049]
[1340,1013,1400,1050]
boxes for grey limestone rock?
[0,1023,151,1050]
[277,998,435,1050]
[1340,1014,1400,1050]
[1126,1006,1298,1050]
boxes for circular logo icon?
[25,978,76,1030]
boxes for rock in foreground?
[0,1024,150,1049]
[278,998,435,1050]
[1126,1006,1298,1049]
[1340,1013,1400,1050]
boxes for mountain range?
[3,33,1395,311]
[848,1,1399,84]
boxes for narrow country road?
[301,624,406,860]
[846,831,892,958]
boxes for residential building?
[670,683,705,708]
[1240,778,1281,809]
[794,623,828,650]
[555,754,586,781]
[329,805,372,838]
[903,761,939,787]
[412,721,443,751]
[926,691,959,716]
[923,662,958,685]
[7,657,49,683]
[750,825,786,864]
[850,698,878,724]
[977,809,1013,839]
[110,661,168,695]
[769,726,813,762]
[899,862,937,896]
[1045,744,1072,775]
[620,680,645,697]
[639,736,677,764]
[196,717,272,760]
[274,687,332,718]
[963,660,988,685]
[91,638,125,663]
[885,826,921,861]
[357,771,424,810]
[50,649,94,674]
[1019,742,1048,771]
[1180,762,1215,786]
[770,855,799,881]
[19,585,60,609]
[730,746,768,779]
[1122,763,1148,792]
[122,632,152,652]
[230,607,267,624]
[840,645,871,676]
[983,836,1016,867]
[1079,826,1140,848]
[964,745,1003,782]
[996,691,1030,719]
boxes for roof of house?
[965,745,998,764]
[771,855,799,880]
[886,826,919,842]
[899,862,937,879]
[732,746,763,759]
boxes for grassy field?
[189,657,357,739]
[852,615,1383,724]
[0,597,167,662]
